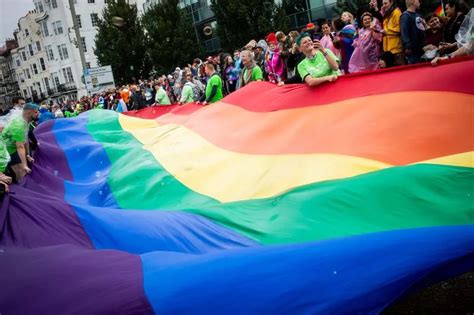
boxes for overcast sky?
[0,0,35,44]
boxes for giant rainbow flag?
[1,58,473,314]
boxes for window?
[46,45,54,61]
[25,28,29,36]
[16,59,20,67]
[57,44,68,60]
[57,45,63,60]
[23,89,28,97]
[40,58,46,71]
[36,41,41,52]
[67,68,74,83]
[41,21,49,36]
[53,21,63,35]
[86,62,91,69]
[62,67,74,83]
[81,37,87,52]
[76,15,82,28]
[44,77,50,90]
[21,51,27,61]
[26,69,31,79]
[51,0,58,8]
[88,0,95,3]
[62,44,69,59]
[36,82,42,93]
[33,63,38,75]
[52,72,60,86]
[35,1,44,13]
[28,44,34,56]
[90,13,99,27]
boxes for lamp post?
[68,0,87,94]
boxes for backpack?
[192,79,206,101]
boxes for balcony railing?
[47,82,77,96]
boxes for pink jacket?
[266,49,286,83]
[320,34,341,58]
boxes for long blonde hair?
[342,11,354,24]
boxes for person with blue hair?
[1,102,39,182]
[295,32,340,87]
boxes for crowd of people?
[0,0,472,192]
[95,0,472,109]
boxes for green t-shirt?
[243,66,263,82]
[1,117,27,155]
[155,87,171,105]
[297,49,341,81]
[205,74,223,103]
[65,111,77,118]
[0,141,10,172]
[180,83,195,104]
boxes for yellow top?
[383,8,403,54]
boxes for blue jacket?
[401,11,426,54]
[39,108,55,124]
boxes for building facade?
[34,0,110,100]
[0,40,20,108]
[11,11,50,103]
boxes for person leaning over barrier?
[294,32,340,87]
[1,102,39,183]
[178,73,196,105]
[197,63,223,106]
[239,50,263,88]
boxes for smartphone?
[312,33,322,41]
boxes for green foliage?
[94,0,149,85]
[142,0,203,75]
[210,0,289,51]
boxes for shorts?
[7,150,21,168]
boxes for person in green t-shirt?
[0,140,10,173]
[239,50,263,88]
[197,63,223,105]
[0,139,12,192]
[178,73,196,105]
[1,102,39,182]
[154,81,171,106]
[296,32,340,87]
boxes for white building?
[11,11,50,102]
[9,0,149,101]
[33,0,110,99]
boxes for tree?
[94,0,149,85]
[142,0,202,75]
[210,0,289,51]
